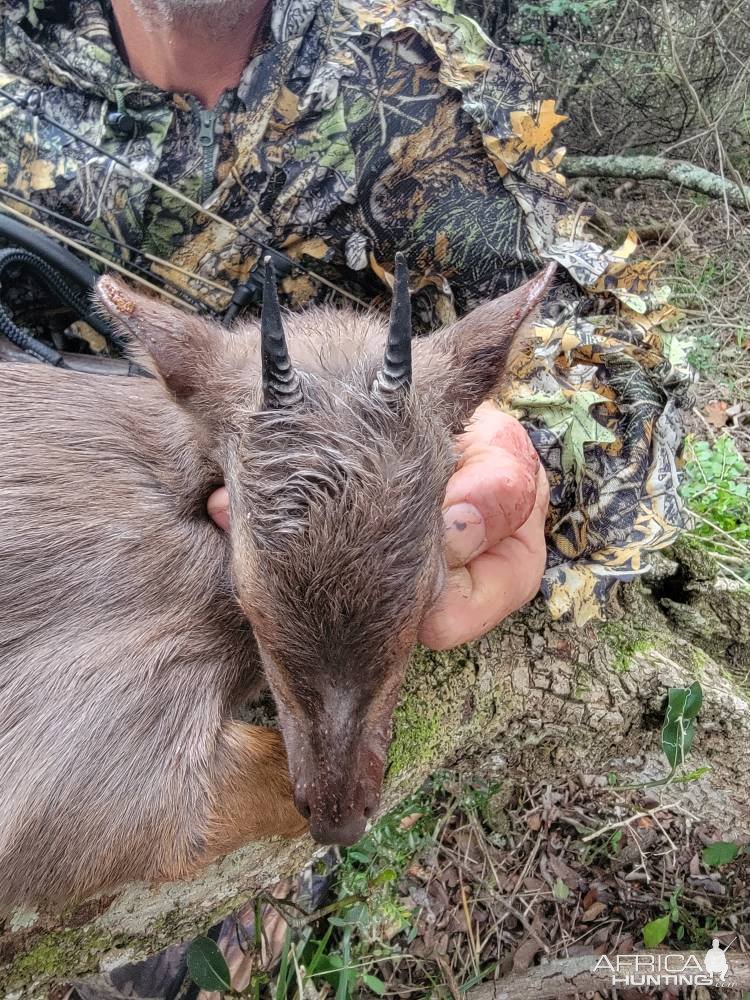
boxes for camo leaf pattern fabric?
[0,0,694,624]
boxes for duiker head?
[97,258,554,845]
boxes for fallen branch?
[563,154,750,210]
[468,951,750,1000]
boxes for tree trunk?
[2,546,749,998]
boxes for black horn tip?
[260,254,302,409]
[372,250,412,401]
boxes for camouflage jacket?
[0,0,563,319]
[0,0,693,623]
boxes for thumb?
[207,486,230,531]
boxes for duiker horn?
[373,252,412,399]
[261,256,302,409]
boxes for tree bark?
[2,550,749,998]
[563,154,750,210]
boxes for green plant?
[702,841,742,867]
[187,936,233,995]
[610,681,706,793]
[661,682,702,773]
[336,794,434,941]
[642,883,688,946]
[189,794,438,999]
[680,435,750,582]
[643,913,670,948]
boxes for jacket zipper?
[197,108,218,203]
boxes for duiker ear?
[95,275,231,401]
[417,263,556,430]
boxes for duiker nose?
[310,813,368,847]
[293,783,312,820]
[294,780,377,846]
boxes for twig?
[581,803,685,843]
[659,0,750,210]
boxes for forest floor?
[205,772,750,1000]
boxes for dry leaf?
[549,854,581,888]
[526,812,542,831]
[703,400,730,428]
[399,812,423,831]
[512,934,544,972]
[67,321,108,355]
[582,888,599,909]
[582,901,608,922]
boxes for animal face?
[229,380,453,843]
[97,259,554,845]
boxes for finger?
[443,403,539,567]
[442,452,539,568]
[207,486,230,531]
[442,409,540,567]
[453,401,539,467]
[420,466,549,650]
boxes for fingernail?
[443,502,486,567]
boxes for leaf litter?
[173,771,749,999]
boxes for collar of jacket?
[4,0,324,109]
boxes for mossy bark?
[2,551,749,998]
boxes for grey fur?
[0,264,553,907]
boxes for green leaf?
[346,849,371,864]
[643,914,670,948]
[661,683,702,769]
[362,973,388,995]
[371,867,398,885]
[186,937,231,993]
[702,841,740,867]
[553,877,571,900]
[683,681,703,719]
[512,389,616,480]
[276,928,293,1000]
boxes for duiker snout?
[292,746,386,846]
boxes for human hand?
[417,401,549,651]
[205,401,549,651]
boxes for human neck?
[111,0,267,108]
